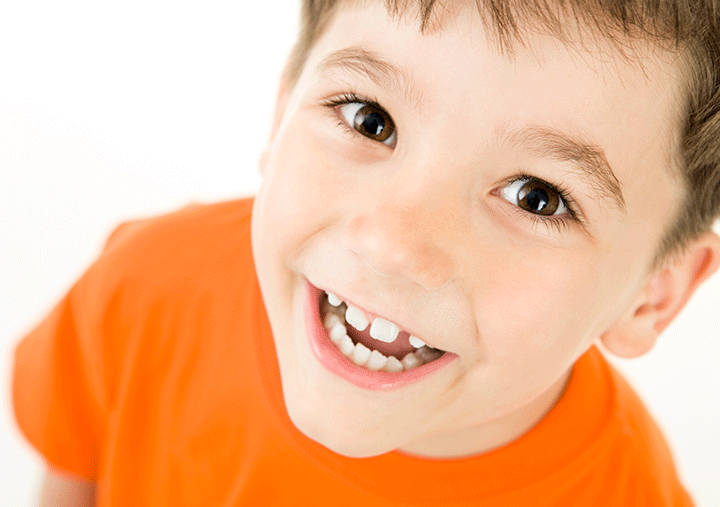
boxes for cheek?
[256,123,336,248]
[473,250,608,360]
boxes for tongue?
[345,326,418,360]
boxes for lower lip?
[304,281,456,390]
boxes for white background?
[1,1,718,506]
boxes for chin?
[284,398,397,458]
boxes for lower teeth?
[321,301,442,373]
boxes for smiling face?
[251,1,687,458]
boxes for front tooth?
[351,343,372,366]
[327,292,342,307]
[383,356,404,373]
[408,335,426,348]
[369,318,400,343]
[401,352,423,370]
[366,350,388,371]
[340,336,355,357]
[345,305,369,331]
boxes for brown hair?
[287,0,720,268]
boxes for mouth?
[304,281,456,390]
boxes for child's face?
[251,1,686,458]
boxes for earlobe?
[601,230,720,358]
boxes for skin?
[251,2,716,460]
[39,467,96,507]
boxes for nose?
[341,199,457,290]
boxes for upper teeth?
[408,335,426,348]
[327,292,343,307]
[322,291,442,372]
[331,294,403,343]
[325,291,425,348]
[369,317,400,343]
[344,304,370,332]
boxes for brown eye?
[339,102,396,146]
[501,178,568,216]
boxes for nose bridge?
[341,179,458,290]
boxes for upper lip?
[312,280,447,352]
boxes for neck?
[397,369,572,459]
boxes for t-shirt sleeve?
[12,221,138,480]
[12,199,253,483]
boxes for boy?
[13,0,720,505]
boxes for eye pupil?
[518,180,559,216]
[354,105,394,142]
[361,112,384,135]
[526,188,549,212]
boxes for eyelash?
[503,173,584,233]
[321,92,393,142]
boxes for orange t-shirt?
[13,198,693,506]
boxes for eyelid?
[321,92,397,147]
[501,178,569,216]
[322,92,382,110]
[499,174,586,229]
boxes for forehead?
[307,1,688,160]
[312,0,688,94]
[316,0,692,104]
[329,0,679,52]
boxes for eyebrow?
[497,125,626,212]
[317,47,425,110]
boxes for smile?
[304,281,456,390]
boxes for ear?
[258,67,292,175]
[601,230,720,358]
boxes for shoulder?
[103,198,254,266]
[66,197,260,355]
[85,198,256,294]
[602,359,694,505]
[551,349,693,505]
[11,197,265,480]
[67,196,263,409]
